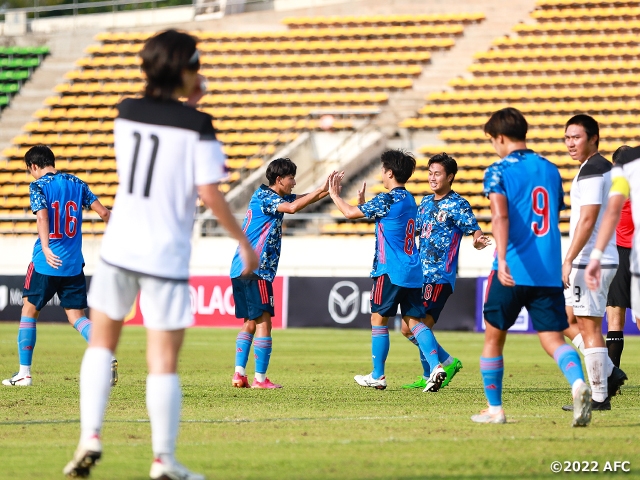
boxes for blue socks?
[553,344,585,386]
[407,334,430,377]
[74,317,92,343]
[254,337,272,375]
[480,356,504,407]
[235,332,254,369]
[371,326,390,379]
[18,316,37,366]
[410,323,440,375]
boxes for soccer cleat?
[354,373,387,390]
[63,435,102,478]
[2,372,32,386]
[441,358,463,388]
[423,365,446,392]
[607,366,627,398]
[232,372,249,388]
[149,457,205,480]
[471,408,506,424]
[250,377,282,389]
[111,358,118,387]
[571,382,592,427]
[562,396,611,412]
[401,376,427,389]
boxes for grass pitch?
[0,324,638,480]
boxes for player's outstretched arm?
[277,171,341,214]
[328,172,365,219]
[198,183,259,275]
[472,230,492,250]
[35,209,62,269]
[90,200,111,224]
[489,192,514,287]
[562,204,599,288]
[585,193,626,291]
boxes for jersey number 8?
[404,219,415,255]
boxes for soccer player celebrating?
[64,30,258,480]
[2,145,110,387]
[474,108,591,427]
[561,115,623,411]
[329,149,446,392]
[230,158,335,389]
[401,153,491,390]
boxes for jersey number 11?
[129,132,159,198]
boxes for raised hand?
[357,181,366,205]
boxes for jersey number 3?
[129,132,159,197]
[531,186,550,236]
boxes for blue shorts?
[483,271,568,332]
[370,274,426,319]
[422,282,453,323]
[22,262,88,311]
[232,276,275,320]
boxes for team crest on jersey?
[436,210,447,223]
[421,223,433,239]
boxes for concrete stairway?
[0,30,99,158]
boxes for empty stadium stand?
[0,12,482,235]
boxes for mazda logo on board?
[328,281,360,324]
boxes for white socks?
[488,405,503,414]
[571,379,587,399]
[255,373,266,382]
[235,366,246,376]
[80,347,113,443]
[584,347,608,402]
[147,373,181,459]
[18,365,30,377]
[441,356,453,368]
[573,333,614,376]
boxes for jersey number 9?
[531,186,550,236]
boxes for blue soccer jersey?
[358,187,423,288]
[230,185,295,282]
[29,172,97,277]
[416,191,480,289]
[483,149,564,287]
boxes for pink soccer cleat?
[251,377,283,389]
[232,372,250,388]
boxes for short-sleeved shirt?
[30,172,97,277]
[358,187,423,288]
[416,191,480,289]
[230,185,295,282]
[100,97,227,280]
[483,149,564,287]
[569,153,618,266]
[616,199,633,249]
[610,146,640,274]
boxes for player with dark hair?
[561,114,623,411]
[2,145,110,388]
[64,29,259,480]
[329,149,446,392]
[473,108,590,427]
[401,152,490,390]
[230,158,335,389]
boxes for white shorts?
[88,260,193,331]
[630,275,640,320]
[564,266,617,317]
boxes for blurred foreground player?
[3,145,111,387]
[402,153,491,390]
[64,30,258,480]
[230,158,334,389]
[474,108,590,427]
[329,149,447,392]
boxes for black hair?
[266,158,297,185]
[612,145,631,164]
[380,149,416,184]
[484,107,528,141]
[428,153,458,185]
[565,114,600,148]
[24,145,55,170]
[141,29,199,101]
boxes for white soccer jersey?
[612,146,640,275]
[100,97,226,280]
[568,153,618,266]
